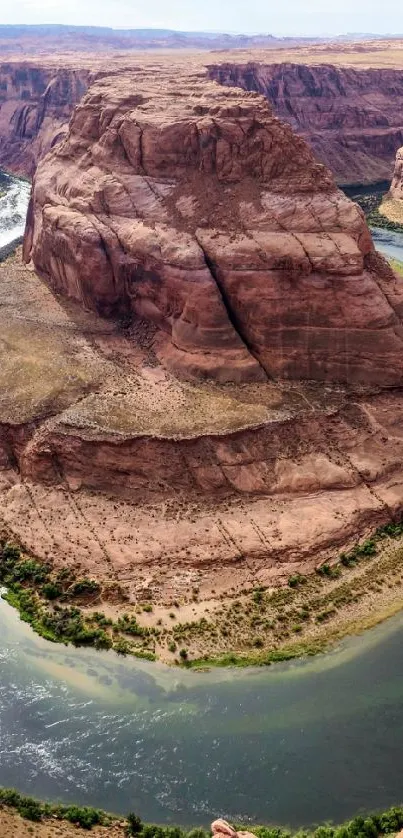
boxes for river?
[4,594,403,829]
[0,170,30,251]
[371,227,403,263]
[2,173,403,829]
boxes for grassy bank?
[0,788,117,830]
[367,204,403,233]
[0,540,156,661]
[341,184,403,233]
[388,257,403,276]
[185,521,403,669]
[3,519,403,668]
[3,787,403,838]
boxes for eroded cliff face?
[208,62,403,185]
[2,55,403,186]
[24,64,403,386]
[391,146,403,199]
[0,62,90,176]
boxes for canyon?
[3,45,403,661]
[0,59,90,176]
[3,42,403,183]
[209,58,403,185]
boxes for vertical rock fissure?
[195,236,269,379]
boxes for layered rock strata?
[25,65,403,386]
[2,255,403,588]
[209,62,403,184]
[0,61,90,176]
[2,51,403,185]
[4,252,403,622]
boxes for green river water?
[2,595,403,828]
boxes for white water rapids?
[0,171,31,248]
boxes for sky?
[1,0,403,37]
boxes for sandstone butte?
[22,62,403,386]
[3,48,403,662]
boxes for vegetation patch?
[368,206,403,233]
[342,185,403,233]
[3,517,403,669]
[388,257,403,276]
[0,787,115,829]
[0,540,156,660]
[3,787,403,838]
[178,520,403,669]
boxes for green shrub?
[340,553,356,568]
[376,521,403,540]
[187,829,210,838]
[357,540,377,557]
[56,804,105,829]
[18,798,43,822]
[114,638,131,655]
[288,575,305,588]
[378,806,403,833]
[1,542,21,563]
[117,614,144,637]
[10,559,48,584]
[314,828,335,838]
[127,812,143,835]
[316,608,337,623]
[66,579,101,599]
[41,581,62,600]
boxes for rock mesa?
[25,65,403,386]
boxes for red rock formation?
[391,146,403,199]
[18,389,403,504]
[25,64,403,386]
[2,53,403,185]
[208,62,403,184]
[0,61,90,176]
